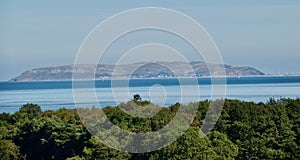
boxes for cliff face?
[9,62,264,82]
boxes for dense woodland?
[0,98,299,159]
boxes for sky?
[0,0,300,81]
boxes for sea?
[0,76,300,113]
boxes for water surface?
[1,76,299,113]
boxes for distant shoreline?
[4,74,300,83]
[8,61,267,82]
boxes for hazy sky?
[1,0,300,81]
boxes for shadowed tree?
[133,94,142,103]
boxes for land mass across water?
[9,61,268,82]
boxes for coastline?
[5,74,300,83]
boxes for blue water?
[0,76,300,113]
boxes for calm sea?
[0,76,300,113]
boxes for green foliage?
[208,131,238,159]
[14,116,90,159]
[19,103,42,119]
[0,98,299,159]
[132,94,150,106]
[215,99,299,159]
[155,128,218,159]
[82,136,131,160]
[0,139,20,160]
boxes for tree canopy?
[0,98,299,159]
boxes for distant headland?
[9,61,265,82]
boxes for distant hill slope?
[9,61,264,82]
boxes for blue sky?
[0,0,300,81]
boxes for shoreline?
[4,74,300,83]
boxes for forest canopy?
[0,98,299,160]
